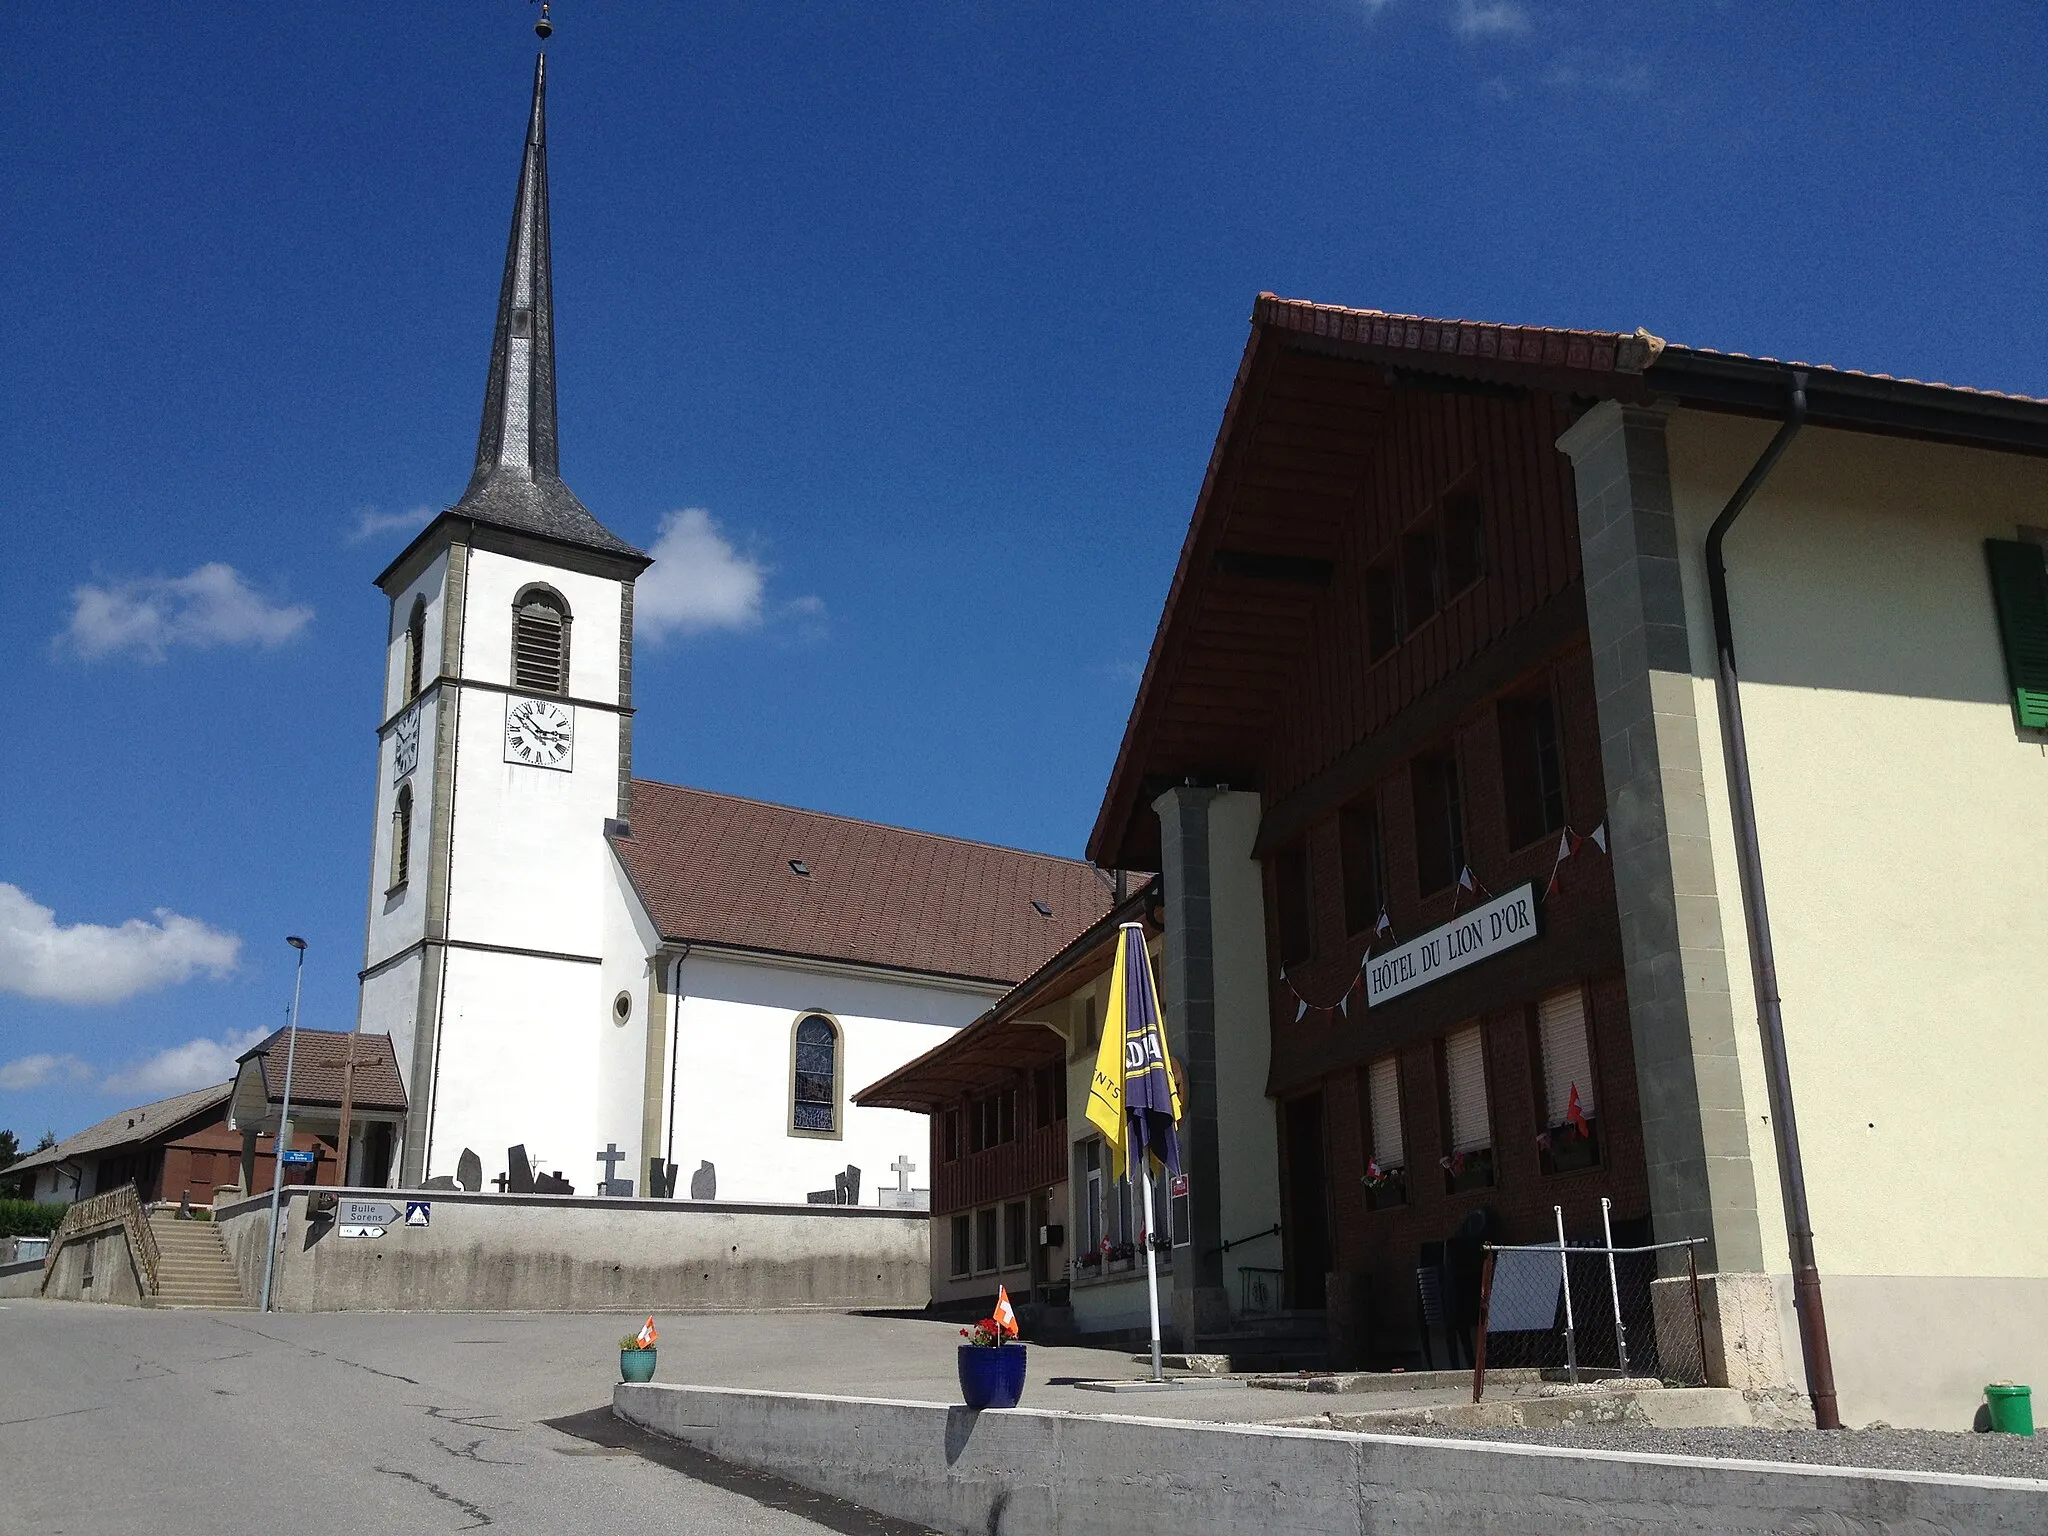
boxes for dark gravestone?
[648,1157,678,1199]
[507,1145,537,1195]
[839,1165,862,1205]
[455,1148,483,1193]
[422,1175,458,1191]
[689,1161,716,1201]
[807,1189,838,1205]
[534,1171,575,1195]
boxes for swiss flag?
[1566,1084,1592,1137]
[993,1284,1019,1339]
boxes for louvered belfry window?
[1367,1054,1405,1170]
[1986,539,2048,729]
[389,784,413,892]
[405,597,426,702]
[512,590,570,695]
[1537,986,1597,1129]
[1444,1024,1491,1154]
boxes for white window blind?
[1367,1055,1405,1168]
[1444,1024,1491,1153]
[1537,986,1596,1126]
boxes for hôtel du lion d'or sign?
[1365,884,1539,1008]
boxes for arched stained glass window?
[791,1014,840,1136]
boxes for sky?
[4,2,2046,1144]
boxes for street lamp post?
[260,936,308,1313]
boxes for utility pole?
[260,936,307,1313]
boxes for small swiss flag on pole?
[1566,1084,1591,1137]
[993,1284,1019,1339]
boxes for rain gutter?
[1701,372,1840,1432]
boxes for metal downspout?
[1702,373,1840,1431]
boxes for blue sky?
[5,2,2045,1143]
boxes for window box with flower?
[1361,1158,1407,1211]
[1440,1146,1495,1193]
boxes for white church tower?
[358,55,651,1185]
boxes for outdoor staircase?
[1193,1309,1329,1372]
[144,1211,250,1310]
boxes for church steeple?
[450,53,646,564]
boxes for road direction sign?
[404,1200,432,1227]
[340,1200,400,1226]
[338,1225,385,1240]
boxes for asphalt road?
[0,1301,932,1536]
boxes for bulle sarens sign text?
[1365,883,1539,1008]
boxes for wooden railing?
[43,1183,159,1295]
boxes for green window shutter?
[1985,539,2048,730]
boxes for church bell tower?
[358,54,651,1186]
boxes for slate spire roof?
[448,53,646,565]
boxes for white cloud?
[346,504,435,544]
[636,507,814,642]
[100,1028,267,1099]
[1543,48,1653,95]
[1454,0,1531,38]
[0,884,241,1006]
[60,563,313,663]
[0,1053,94,1091]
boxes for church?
[354,56,1110,1201]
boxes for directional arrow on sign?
[338,1225,385,1240]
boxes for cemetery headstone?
[689,1161,716,1201]
[422,1175,458,1191]
[648,1157,678,1198]
[507,1145,537,1195]
[595,1142,626,1192]
[456,1148,483,1193]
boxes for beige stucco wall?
[1665,411,2048,1422]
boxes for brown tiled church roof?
[613,780,1116,986]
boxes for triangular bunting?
[1294,999,1307,1022]
[1589,822,1608,854]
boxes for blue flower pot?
[957,1342,1027,1410]
[621,1347,657,1383]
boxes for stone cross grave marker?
[890,1154,917,1195]
[596,1143,626,1193]
[492,1172,512,1194]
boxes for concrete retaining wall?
[215,1187,928,1313]
[615,1383,2048,1535]
[38,1228,145,1305]
[0,1258,47,1298]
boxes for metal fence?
[1473,1202,1707,1400]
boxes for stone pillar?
[1555,402,1789,1389]
[1152,785,1231,1347]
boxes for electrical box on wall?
[1039,1224,1065,1248]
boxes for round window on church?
[613,991,632,1026]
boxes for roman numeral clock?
[505,696,574,770]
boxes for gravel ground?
[1371,1423,2048,1481]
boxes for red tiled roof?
[614,780,1117,986]
[238,1028,407,1113]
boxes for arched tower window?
[790,1013,842,1137]
[404,597,427,702]
[511,586,571,695]
[388,784,413,893]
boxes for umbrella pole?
[1140,1158,1164,1381]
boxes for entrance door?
[1283,1094,1330,1310]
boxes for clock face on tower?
[392,706,421,782]
[504,696,574,771]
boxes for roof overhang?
[1086,294,2048,869]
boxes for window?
[975,1206,999,1273]
[511,586,571,695]
[1441,1023,1495,1191]
[1032,1061,1067,1128]
[1500,691,1568,848]
[950,1214,972,1278]
[1274,841,1313,967]
[1003,1200,1029,1269]
[942,1108,961,1163]
[388,784,413,892]
[1986,539,2048,730]
[404,597,426,702]
[1365,559,1402,661]
[1536,986,1600,1172]
[1366,1054,1405,1171]
[1081,1138,1105,1261]
[1443,489,1485,595]
[1402,522,1442,632]
[1339,797,1384,935]
[790,1014,840,1136]
[1363,1053,1406,1209]
[1411,749,1466,895]
[969,1088,1017,1153]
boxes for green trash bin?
[1985,1383,2033,1436]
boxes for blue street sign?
[280,1149,317,1166]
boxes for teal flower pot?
[621,1347,657,1383]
